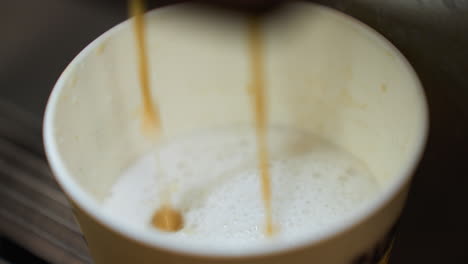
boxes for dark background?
[1,0,467,263]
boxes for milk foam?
[102,126,380,248]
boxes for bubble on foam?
[102,126,380,248]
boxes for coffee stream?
[247,15,275,236]
[130,0,183,232]
[130,0,275,236]
[130,0,161,140]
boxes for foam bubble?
[102,126,380,248]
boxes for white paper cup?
[44,2,428,264]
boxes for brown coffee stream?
[130,0,183,232]
[130,0,161,140]
[130,1,274,236]
[247,15,275,236]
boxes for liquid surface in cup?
[102,126,380,248]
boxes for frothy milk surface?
[102,126,380,248]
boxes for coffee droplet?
[151,206,184,232]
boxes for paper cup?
[44,2,428,264]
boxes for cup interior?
[44,2,427,255]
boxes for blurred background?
[0,0,467,263]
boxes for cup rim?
[43,2,429,258]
